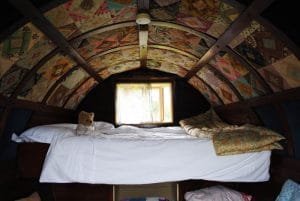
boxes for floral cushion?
[213,124,285,156]
[276,179,300,201]
[179,108,230,139]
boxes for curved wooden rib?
[225,47,273,94]
[62,77,95,108]
[10,48,60,100]
[148,44,199,60]
[42,66,79,104]
[88,45,139,61]
[207,64,244,101]
[151,21,216,43]
[70,21,137,44]
[195,76,225,105]
[43,45,139,104]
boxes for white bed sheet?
[39,126,271,184]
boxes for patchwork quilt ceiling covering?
[0,0,300,110]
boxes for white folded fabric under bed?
[38,126,271,184]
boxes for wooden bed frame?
[17,143,300,201]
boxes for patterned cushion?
[179,108,230,139]
[213,124,285,156]
[276,179,300,201]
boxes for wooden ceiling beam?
[139,24,149,67]
[9,0,103,83]
[184,0,275,80]
[137,0,150,68]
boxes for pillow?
[18,125,75,143]
[46,123,77,129]
[94,121,115,130]
[179,108,230,139]
[276,179,300,201]
[184,185,252,201]
[213,124,285,155]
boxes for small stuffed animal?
[76,111,95,135]
[15,192,41,201]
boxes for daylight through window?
[116,83,173,124]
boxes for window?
[116,82,173,124]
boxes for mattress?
[39,125,271,184]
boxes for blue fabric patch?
[276,179,300,201]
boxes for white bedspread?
[39,126,271,184]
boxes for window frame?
[114,78,175,127]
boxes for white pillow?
[18,125,76,143]
[45,123,77,129]
[94,121,115,131]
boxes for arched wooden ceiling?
[0,0,300,110]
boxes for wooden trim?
[139,24,149,67]
[195,76,225,105]
[70,21,137,44]
[88,45,139,61]
[274,104,295,157]
[207,64,244,101]
[0,95,7,107]
[184,0,275,80]
[0,107,11,137]
[42,66,79,104]
[255,15,300,60]
[214,86,300,110]
[62,77,93,108]
[225,47,273,93]
[11,99,74,113]
[9,0,103,83]
[10,48,60,100]
[149,44,199,59]
[151,21,216,43]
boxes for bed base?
[17,143,300,201]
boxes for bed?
[14,122,275,201]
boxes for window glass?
[116,83,173,124]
